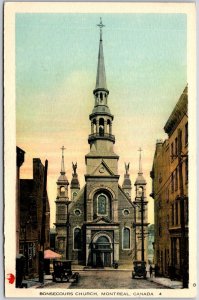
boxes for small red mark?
[7,273,15,284]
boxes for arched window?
[97,194,107,215]
[123,227,130,249]
[100,92,103,101]
[99,118,104,136]
[74,228,81,250]
[60,186,65,196]
[107,119,111,134]
[137,186,143,198]
[93,119,97,134]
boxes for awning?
[44,249,62,259]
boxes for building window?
[175,201,178,225]
[74,228,81,250]
[123,209,130,216]
[175,168,178,191]
[185,122,188,145]
[123,227,130,249]
[171,142,174,161]
[171,173,174,193]
[171,204,174,226]
[97,194,107,215]
[175,137,178,157]
[74,209,81,216]
[185,158,188,182]
[60,186,65,196]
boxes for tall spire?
[95,18,107,91]
[138,147,143,175]
[134,148,146,186]
[60,146,66,175]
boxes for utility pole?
[134,206,137,261]
[65,200,71,260]
[178,129,188,288]
[141,189,145,262]
[39,160,48,284]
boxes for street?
[46,270,165,289]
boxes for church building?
[54,19,148,267]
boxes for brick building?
[150,86,188,279]
[19,157,50,277]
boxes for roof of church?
[57,174,69,184]
[134,173,146,185]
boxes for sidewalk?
[147,276,182,289]
[21,275,58,288]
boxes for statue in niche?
[72,162,77,175]
[125,162,130,175]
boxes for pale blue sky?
[16,13,187,225]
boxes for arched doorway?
[92,235,112,267]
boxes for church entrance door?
[92,235,112,268]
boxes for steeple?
[134,148,146,201]
[95,18,107,92]
[88,18,115,146]
[61,146,66,175]
[138,147,143,175]
[57,146,69,189]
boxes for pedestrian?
[149,264,153,278]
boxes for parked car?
[52,260,79,283]
[132,260,147,279]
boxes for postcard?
[4,1,196,298]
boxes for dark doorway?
[92,236,112,267]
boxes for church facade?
[54,20,148,267]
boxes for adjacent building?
[54,20,149,267]
[148,224,154,264]
[151,86,188,280]
[16,147,25,255]
[19,157,50,277]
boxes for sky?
[16,13,187,227]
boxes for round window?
[123,209,130,216]
[74,209,81,216]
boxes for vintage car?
[52,260,79,283]
[132,260,147,279]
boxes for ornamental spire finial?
[60,146,66,174]
[97,17,105,41]
[138,147,143,175]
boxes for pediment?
[93,216,112,224]
[91,160,115,176]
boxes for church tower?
[67,19,136,267]
[54,146,69,256]
[134,148,148,261]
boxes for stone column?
[96,120,99,134]
[104,120,107,134]
[91,122,94,134]
[86,229,92,265]
[109,122,112,135]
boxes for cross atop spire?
[60,146,66,175]
[138,147,143,175]
[97,17,105,41]
[94,18,107,91]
